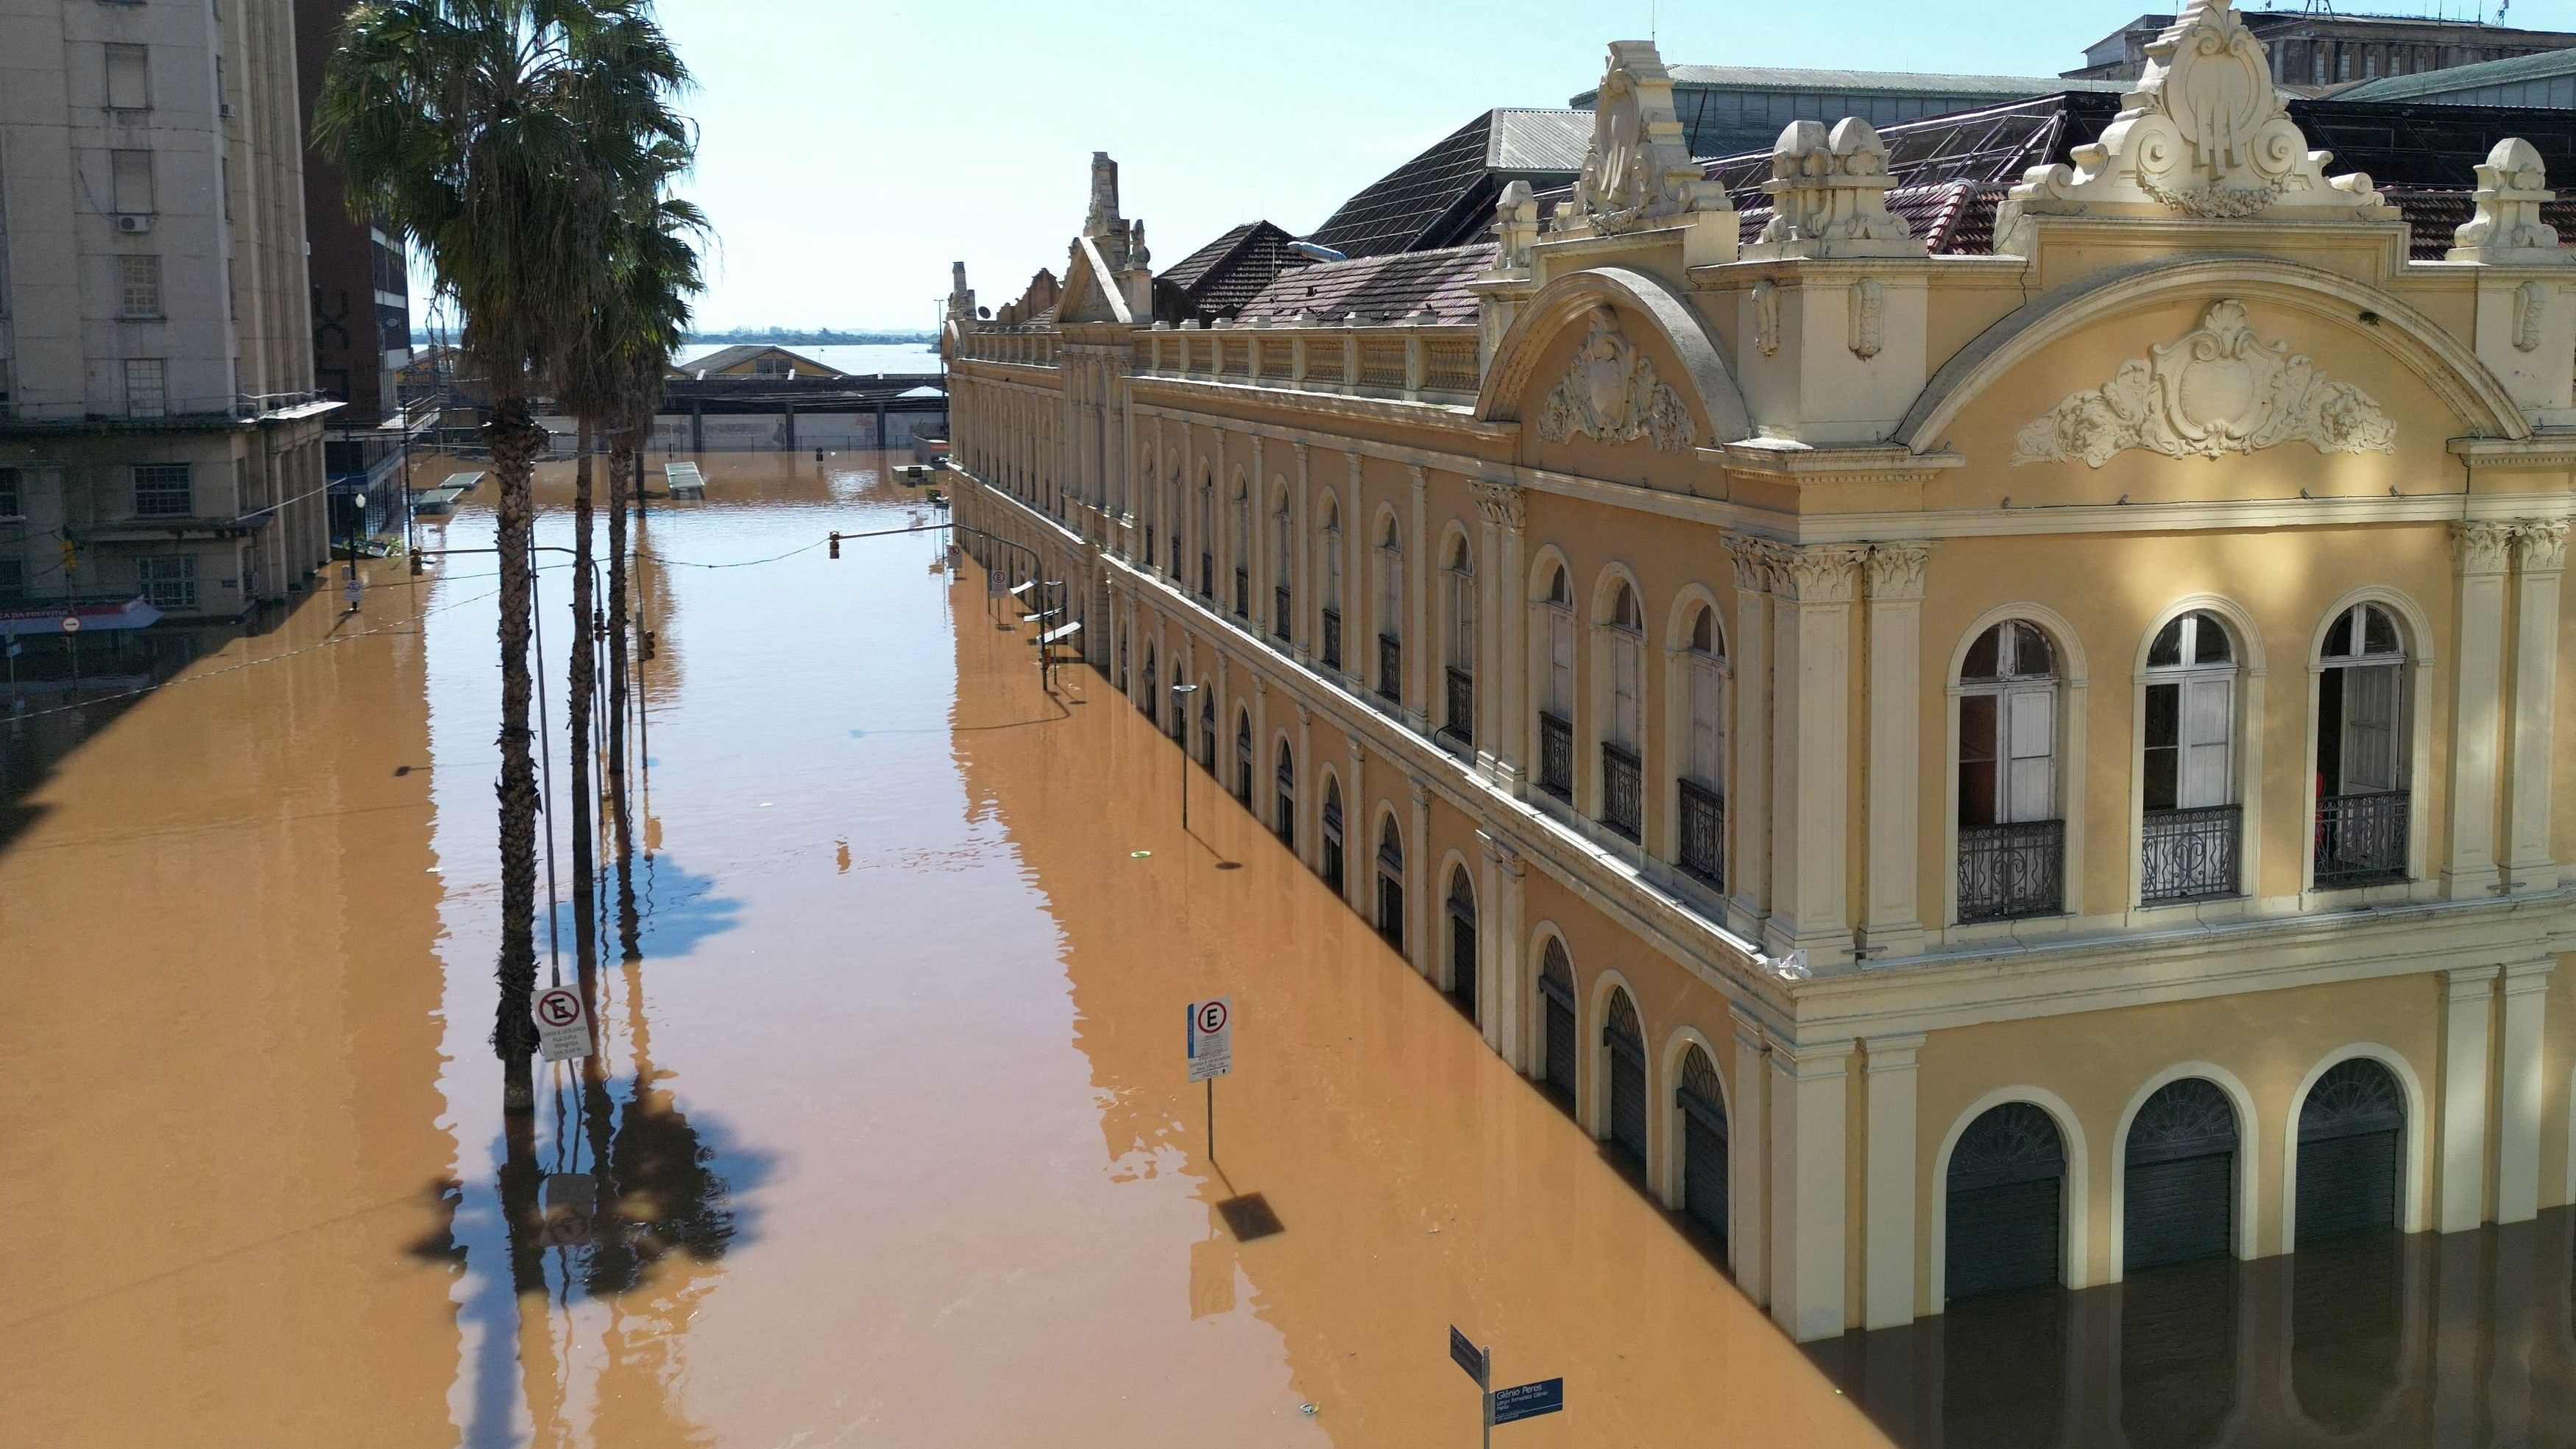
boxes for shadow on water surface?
[1808,1208,2576,1448]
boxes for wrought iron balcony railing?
[1377,632,1401,704]
[1443,665,1473,750]
[1958,819,2064,922]
[1602,740,1642,841]
[2315,790,2410,889]
[1538,712,1573,801]
[1320,608,1342,670]
[1274,584,1292,642]
[1677,778,1724,889]
[2141,803,2241,904]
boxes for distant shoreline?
[685,330,936,346]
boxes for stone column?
[1345,734,1371,917]
[1728,1005,1771,1306]
[1863,1032,1926,1329]
[1769,1034,1849,1340]
[1722,538,1775,940]
[1406,465,1430,732]
[1768,545,1866,966]
[2498,959,2553,1223]
[2439,965,2499,1233]
[2444,521,2512,899]
[1863,545,1930,960]
[1291,443,1312,663]
[1408,777,1432,979]
[1473,478,1526,790]
[2507,521,2565,893]
[1481,832,1523,1059]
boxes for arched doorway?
[1273,742,1295,847]
[1602,988,1646,1168]
[1374,818,1404,952]
[2296,1057,2404,1244]
[1444,868,1476,1021]
[1946,1101,2067,1303]
[1677,1043,1727,1254]
[2125,1077,2240,1272]
[1197,689,1215,769]
[1320,778,1345,894]
[1538,940,1576,1105]
[1143,648,1158,725]
[1234,710,1253,803]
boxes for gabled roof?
[2337,46,2576,104]
[1155,221,1309,325]
[1232,242,1495,327]
[1306,109,1589,261]
[672,344,846,378]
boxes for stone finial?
[2449,138,2569,263]
[2003,0,2391,224]
[1551,40,1733,240]
[1128,219,1150,270]
[1493,180,1540,272]
[1744,118,1924,261]
[1085,151,1121,238]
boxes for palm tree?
[316,0,691,1096]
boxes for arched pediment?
[1901,255,2530,458]
[1479,267,1749,447]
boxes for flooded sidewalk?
[0,452,1882,1446]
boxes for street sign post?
[1448,1329,1560,1445]
[1187,996,1232,1161]
[1448,1326,1488,1387]
[532,985,592,1063]
[1488,1379,1564,1427]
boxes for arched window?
[1678,603,1726,887]
[1442,536,1475,748]
[1273,740,1295,846]
[2124,1077,2240,1272]
[1234,709,1253,804]
[1143,646,1159,725]
[2296,1057,2404,1244]
[1677,1044,1728,1253]
[1376,517,1404,704]
[1195,473,1214,598]
[1117,631,1129,693]
[1230,474,1250,617]
[1318,496,1345,670]
[1375,816,1405,951]
[1166,469,1183,575]
[1320,776,1345,893]
[1270,488,1293,644]
[1537,564,1574,799]
[2142,611,2242,902]
[1602,987,1646,1166]
[2315,603,2410,888]
[1600,581,1644,840]
[1140,453,1157,564]
[1958,620,2063,921]
[1445,867,1476,1020]
[1537,938,1577,1104]
[1946,1100,2067,1301]
[1198,686,1215,768]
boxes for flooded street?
[0,453,1883,1447]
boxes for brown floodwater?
[0,451,1886,1446]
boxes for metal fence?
[1538,712,1574,800]
[1443,665,1474,750]
[1321,608,1342,670]
[1377,632,1401,704]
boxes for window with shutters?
[1599,581,1643,839]
[1440,536,1473,747]
[105,43,150,111]
[1602,987,1646,1167]
[2314,603,2410,888]
[1538,564,1576,798]
[1375,517,1402,704]
[1270,492,1292,642]
[1445,868,1476,1018]
[1318,495,1342,670]
[1537,938,1577,1106]
[1678,605,1726,886]
[1676,1044,1728,1251]
[2142,611,2242,903]
[1958,620,2064,921]
[1375,816,1405,952]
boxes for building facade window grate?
[133,462,191,517]
[138,553,197,609]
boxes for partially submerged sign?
[533,985,592,1063]
[1186,996,1232,1083]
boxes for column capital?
[1861,1032,1927,1071]
[2444,963,2503,999]
[2504,957,2558,993]
[2455,519,2516,575]
[1774,544,1869,605]
[1770,1035,1854,1078]
[1471,477,1526,532]
[1720,534,1782,594]
[1406,463,1429,492]
[2513,518,2569,573]
[1291,439,1310,467]
[1863,542,1931,602]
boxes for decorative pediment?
[1551,40,1732,240]
[1535,307,1696,453]
[2006,0,2391,223]
[2012,300,2395,467]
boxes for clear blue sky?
[648,0,2555,332]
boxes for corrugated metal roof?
[2337,46,2576,102]
[1233,243,1495,327]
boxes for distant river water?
[673,341,941,375]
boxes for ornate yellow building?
[944,5,2576,1344]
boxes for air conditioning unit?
[116,213,150,234]
[219,103,235,119]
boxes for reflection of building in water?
[946,6,2576,1358]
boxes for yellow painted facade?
[943,13,2576,1341]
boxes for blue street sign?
[1488,1378,1564,1426]
[1448,1326,1487,1387]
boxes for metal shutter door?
[1543,998,1577,1102]
[1947,1177,2062,1301]
[1607,1046,1646,1165]
[2125,1151,2234,1272]
[1682,1105,1728,1250]
[1447,911,1476,1018]
[2296,1130,2399,1243]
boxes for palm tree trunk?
[569,420,599,982]
[607,433,639,961]
[489,403,544,1060]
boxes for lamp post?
[1170,681,1200,832]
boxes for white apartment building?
[0,0,330,636]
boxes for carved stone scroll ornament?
[2011,300,2395,467]
[1535,308,1699,453]
[1552,40,1733,238]
[1470,478,1526,531]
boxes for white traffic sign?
[1186,996,1233,1083]
[58,615,79,634]
[532,985,592,1063]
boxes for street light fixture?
[1170,681,1200,832]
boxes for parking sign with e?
[1186,996,1232,1083]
